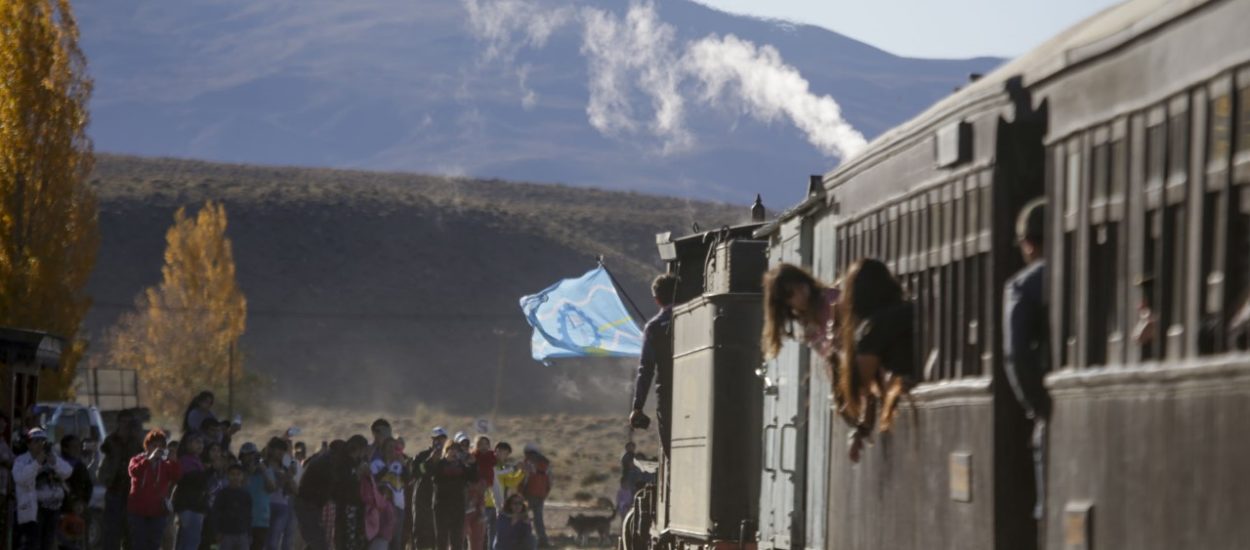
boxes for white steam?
[581,3,690,152]
[461,0,867,160]
[462,0,575,61]
[687,35,866,159]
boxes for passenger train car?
[627,1,1250,549]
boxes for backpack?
[521,457,551,499]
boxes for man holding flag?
[630,274,678,457]
[519,265,677,455]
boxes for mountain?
[85,154,745,414]
[76,0,1001,207]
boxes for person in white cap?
[13,428,73,550]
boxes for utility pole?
[491,329,512,424]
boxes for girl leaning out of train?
[762,263,843,362]
[763,264,866,452]
[837,258,917,461]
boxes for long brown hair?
[761,263,828,359]
[836,258,904,422]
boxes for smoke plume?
[461,0,867,160]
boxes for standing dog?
[567,498,617,546]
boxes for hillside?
[76,0,1001,205]
[85,155,745,415]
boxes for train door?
[805,211,837,550]
[758,217,808,549]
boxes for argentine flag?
[519,266,644,362]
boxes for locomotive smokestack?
[751,194,766,222]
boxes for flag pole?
[598,256,645,447]
[598,256,648,323]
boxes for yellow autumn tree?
[106,202,248,418]
[0,0,99,398]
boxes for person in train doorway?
[1003,197,1052,522]
[629,273,679,458]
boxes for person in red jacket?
[128,430,182,550]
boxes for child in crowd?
[214,465,253,550]
[492,495,534,550]
[466,436,496,550]
[199,442,229,550]
[57,501,87,550]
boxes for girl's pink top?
[802,288,841,359]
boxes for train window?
[1146,122,1166,190]
[948,183,963,377]
[1197,84,1232,354]
[1165,206,1190,358]
[1230,73,1250,350]
[1138,108,1167,361]
[1092,139,1111,207]
[925,188,940,377]
[851,221,861,264]
[1210,92,1233,165]
[912,195,929,374]
[1087,132,1112,366]
[1164,97,1191,357]
[1229,186,1249,350]
[881,212,890,261]
[867,216,875,259]
[880,209,890,265]
[1108,122,1129,363]
[890,208,901,267]
[1066,144,1083,218]
[931,189,942,261]
[1111,134,1129,220]
[1049,145,1068,367]
[863,215,874,260]
[1167,97,1190,189]
[977,173,993,375]
[899,204,912,276]
[1239,82,1250,157]
[959,177,976,376]
[864,216,873,260]
[1199,187,1227,354]
[946,184,960,378]
[1064,143,1082,367]
[861,218,870,260]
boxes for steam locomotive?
[623,1,1250,549]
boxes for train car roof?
[814,0,1204,194]
[658,221,767,261]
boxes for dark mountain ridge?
[86,154,746,414]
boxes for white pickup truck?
[31,401,108,467]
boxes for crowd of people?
[0,391,560,550]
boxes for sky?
[695,0,1124,58]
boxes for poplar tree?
[0,0,98,398]
[107,202,248,418]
